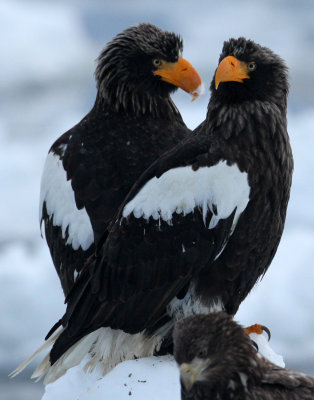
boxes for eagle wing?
[261,363,314,391]
[40,110,190,297]
[49,134,251,363]
[39,125,99,295]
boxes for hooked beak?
[215,55,250,89]
[179,358,210,391]
[154,57,203,101]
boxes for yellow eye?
[152,58,162,67]
[248,62,257,71]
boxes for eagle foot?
[245,323,271,341]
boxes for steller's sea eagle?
[39,23,202,296]
[13,37,293,384]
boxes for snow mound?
[42,355,180,400]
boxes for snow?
[2,1,314,399]
[43,356,180,400]
[250,333,285,368]
[34,326,162,385]
[41,332,284,400]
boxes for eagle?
[39,22,202,297]
[13,37,293,384]
[173,313,314,400]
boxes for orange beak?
[154,58,202,101]
[215,56,250,89]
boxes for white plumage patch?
[167,284,224,322]
[39,151,94,251]
[11,326,162,385]
[123,161,250,228]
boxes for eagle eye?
[152,58,162,67]
[247,61,257,71]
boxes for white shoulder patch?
[123,161,250,229]
[39,151,94,251]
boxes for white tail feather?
[44,327,162,384]
[11,326,163,385]
[32,353,50,382]
[43,330,100,384]
[9,328,63,379]
[83,327,161,375]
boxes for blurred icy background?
[1,0,314,399]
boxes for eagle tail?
[43,327,160,384]
[10,327,162,385]
[38,329,101,384]
[9,327,63,379]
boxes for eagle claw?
[245,323,271,341]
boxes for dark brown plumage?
[26,37,292,383]
[173,313,314,400]
[190,37,293,315]
[39,23,201,297]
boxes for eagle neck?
[95,89,180,120]
[204,99,291,175]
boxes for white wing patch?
[123,161,250,228]
[39,151,94,251]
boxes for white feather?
[167,284,224,321]
[123,161,250,229]
[12,327,162,385]
[42,330,100,384]
[39,151,94,251]
[42,328,161,384]
[9,327,63,379]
